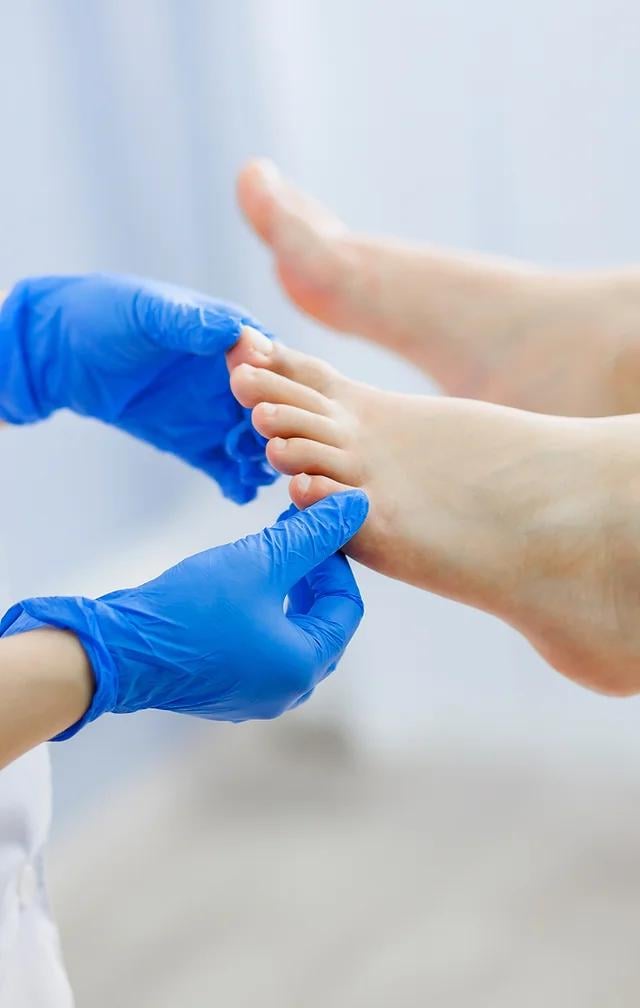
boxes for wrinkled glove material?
[0,274,277,502]
[0,492,369,739]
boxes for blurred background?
[1,0,640,1004]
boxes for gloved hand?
[0,491,369,738]
[0,273,277,502]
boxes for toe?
[227,325,338,398]
[236,158,280,244]
[226,325,274,372]
[252,403,344,447]
[266,341,340,395]
[237,158,345,251]
[266,437,362,485]
[237,159,367,337]
[290,474,354,510]
[231,364,333,414]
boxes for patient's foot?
[238,159,640,417]
[229,326,640,696]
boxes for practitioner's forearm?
[0,629,93,769]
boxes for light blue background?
[0,1,638,830]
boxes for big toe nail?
[242,325,273,356]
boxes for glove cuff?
[0,596,119,740]
[0,280,50,425]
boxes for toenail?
[260,402,277,416]
[271,437,287,452]
[297,474,311,494]
[243,325,273,355]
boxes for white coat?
[0,748,72,1006]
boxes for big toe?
[237,159,360,330]
[236,159,279,244]
[226,325,274,372]
[228,324,341,399]
[237,158,345,253]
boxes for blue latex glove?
[0,492,369,738]
[0,274,277,502]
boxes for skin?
[236,159,640,418]
[1,158,638,761]
[0,629,92,769]
[0,289,91,767]
[228,326,640,698]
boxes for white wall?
[0,1,639,827]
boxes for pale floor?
[48,720,640,1008]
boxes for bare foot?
[228,325,640,697]
[237,159,640,417]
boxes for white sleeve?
[0,747,73,1006]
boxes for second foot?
[238,159,640,417]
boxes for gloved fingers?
[287,576,313,617]
[287,537,360,618]
[303,549,363,620]
[224,414,278,495]
[133,283,268,356]
[287,686,315,710]
[275,503,313,615]
[288,549,364,686]
[276,502,298,523]
[288,608,357,690]
[266,490,369,592]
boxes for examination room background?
[1,2,640,1005]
